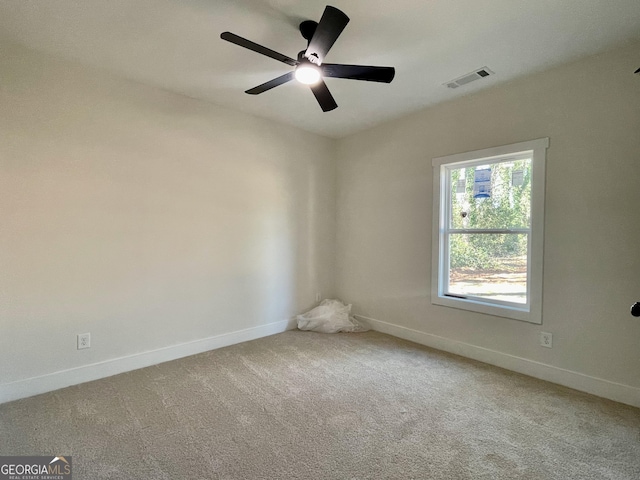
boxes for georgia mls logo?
[0,455,72,480]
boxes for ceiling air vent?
[445,67,494,89]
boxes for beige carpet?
[1,330,639,479]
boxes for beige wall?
[0,42,336,385]
[336,41,640,391]
[3,37,639,404]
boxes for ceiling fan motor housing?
[299,20,318,42]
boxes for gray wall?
[335,41,640,394]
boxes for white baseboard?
[356,314,640,409]
[0,319,294,405]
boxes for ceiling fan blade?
[304,6,349,65]
[310,79,338,112]
[245,72,295,95]
[221,32,297,66]
[321,64,396,83]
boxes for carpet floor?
[1,330,639,479]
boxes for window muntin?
[432,139,548,324]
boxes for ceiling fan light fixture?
[295,63,321,85]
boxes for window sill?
[432,294,542,324]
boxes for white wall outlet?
[316,292,321,302]
[540,332,552,348]
[77,333,91,350]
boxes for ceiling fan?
[220,5,395,112]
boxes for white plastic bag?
[296,299,367,333]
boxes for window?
[432,138,548,323]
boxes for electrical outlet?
[540,332,552,348]
[77,333,91,350]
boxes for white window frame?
[431,138,548,324]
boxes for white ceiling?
[1,0,640,138]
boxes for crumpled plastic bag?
[296,299,368,333]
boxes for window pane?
[449,158,531,230]
[448,233,528,304]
